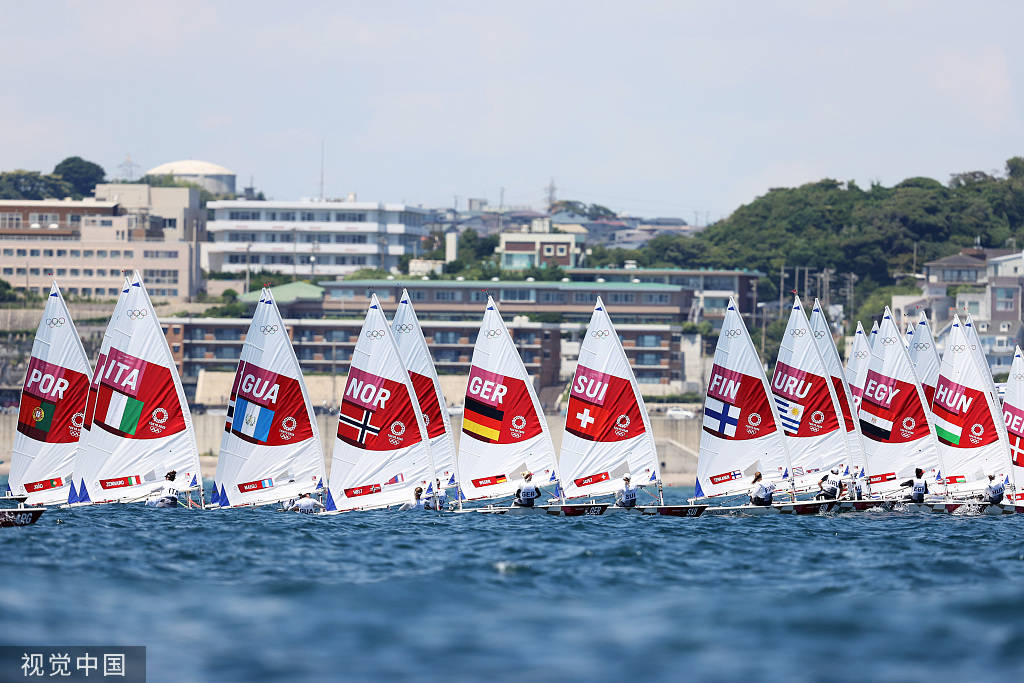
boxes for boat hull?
[561,503,643,516]
[0,508,44,527]
[641,504,707,517]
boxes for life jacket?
[517,484,538,506]
[824,474,841,494]
[987,480,1006,499]
[297,498,319,513]
[755,482,775,500]
[619,485,637,507]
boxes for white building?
[203,200,429,277]
[145,160,236,196]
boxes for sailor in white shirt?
[615,474,641,508]
[749,471,775,506]
[288,492,325,514]
[425,480,449,511]
[816,469,842,500]
[983,474,1006,505]
[145,470,179,508]
[899,468,928,503]
[398,487,427,511]
[513,472,543,508]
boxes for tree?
[221,289,238,303]
[53,157,105,197]
[0,171,73,200]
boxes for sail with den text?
[702,364,776,440]
[337,367,422,451]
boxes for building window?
[608,292,636,304]
[16,249,26,257]
[228,211,261,220]
[637,334,660,347]
[56,268,66,276]
[1,268,11,275]
[300,212,316,221]
[543,245,554,256]
[2,249,11,256]
[56,249,67,257]
[644,293,670,304]
[0,213,22,229]
[69,268,79,276]
[996,287,1016,311]
[97,250,107,258]
[28,213,59,227]
[29,249,40,257]
[83,250,94,258]
[433,331,459,344]
[435,290,462,302]
[1001,322,1011,332]
[556,245,567,256]
[539,291,566,303]
[500,288,535,302]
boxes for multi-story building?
[495,219,586,269]
[203,199,429,278]
[93,183,205,243]
[0,198,199,300]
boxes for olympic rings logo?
[151,408,168,424]
[951,344,966,353]
[394,324,414,333]
[854,351,868,359]
[260,325,279,335]
[365,329,386,340]
[71,411,85,428]
[512,415,527,430]
[390,421,406,436]
[790,329,806,337]
[811,410,825,425]
[813,330,826,338]
[282,416,297,432]
[971,423,984,437]
[747,413,762,427]
[591,329,610,338]
[127,309,147,320]
[1016,373,1024,381]
[902,417,916,430]
[45,317,66,327]
[882,337,898,345]
[724,329,742,338]
[615,414,631,429]
[913,342,931,350]
[485,329,503,338]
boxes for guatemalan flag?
[232,398,275,443]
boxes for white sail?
[456,297,561,501]
[560,297,660,500]
[963,313,998,398]
[869,320,879,348]
[845,322,871,414]
[858,308,942,494]
[907,311,941,409]
[1001,346,1024,502]
[809,299,865,476]
[211,288,326,507]
[903,322,913,348]
[770,296,848,486]
[325,294,431,511]
[695,297,790,498]
[391,289,458,491]
[930,316,1010,496]
[11,283,92,505]
[73,273,201,503]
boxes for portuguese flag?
[18,395,56,441]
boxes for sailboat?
[770,296,848,490]
[809,299,866,481]
[858,307,943,503]
[907,311,941,408]
[210,288,326,508]
[963,313,999,399]
[1000,346,1024,509]
[869,320,879,348]
[455,297,562,514]
[70,272,202,505]
[930,316,1013,513]
[323,294,432,512]
[845,322,871,412]
[391,289,458,498]
[557,298,692,516]
[10,283,91,508]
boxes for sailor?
[749,471,775,506]
[845,477,863,501]
[513,472,543,508]
[899,468,928,503]
[289,492,325,514]
[145,471,179,508]
[983,474,1006,506]
[398,487,426,511]
[816,469,842,500]
[426,480,448,511]
[615,474,639,508]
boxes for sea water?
[1,485,1022,682]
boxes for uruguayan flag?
[774,396,804,434]
[233,398,275,442]
[703,397,740,437]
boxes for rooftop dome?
[146,160,235,176]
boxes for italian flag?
[933,414,962,445]
[104,391,144,435]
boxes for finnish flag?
[703,396,740,437]
[233,398,275,443]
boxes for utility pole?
[778,264,787,320]
[544,179,557,211]
[498,186,505,233]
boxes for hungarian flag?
[565,367,644,442]
[18,395,55,441]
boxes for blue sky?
[3,1,1023,221]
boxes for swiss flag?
[565,369,644,442]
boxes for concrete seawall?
[0,413,702,483]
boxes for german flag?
[18,394,55,441]
[463,397,504,443]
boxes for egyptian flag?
[336,370,422,452]
[462,368,542,444]
[18,395,56,441]
[565,366,644,442]
[858,370,929,444]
